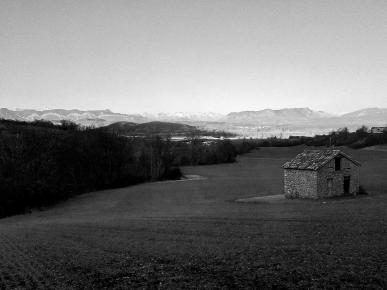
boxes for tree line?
[305,126,387,148]
[255,126,387,148]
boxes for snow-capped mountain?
[144,112,225,122]
[0,109,148,127]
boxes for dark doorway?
[344,176,350,194]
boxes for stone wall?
[284,169,318,198]
[317,157,360,198]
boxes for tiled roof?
[282,149,360,171]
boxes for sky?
[1,0,387,114]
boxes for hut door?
[327,178,333,196]
[344,176,350,194]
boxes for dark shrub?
[358,186,368,195]
[164,167,183,180]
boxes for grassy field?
[1,146,387,289]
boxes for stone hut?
[282,149,360,199]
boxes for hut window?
[335,157,341,171]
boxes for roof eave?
[282,166,317,171]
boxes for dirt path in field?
[157,174,207,184]
[235,194,286,203]
[362,145,387,152]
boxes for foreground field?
[1,146,387,289]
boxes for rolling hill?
[102,121,237,138]
[102,121,200,136]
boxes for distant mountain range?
[339,108,387,124]
[1,107,387,137]
[0,108,148,127]
[223,108,335,125]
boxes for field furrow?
[0,148,386,288]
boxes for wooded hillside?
[0,120,256,218]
